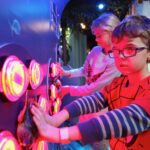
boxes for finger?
[32,116,41,128]
[31,105,43,119]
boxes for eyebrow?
[113,44,137,49]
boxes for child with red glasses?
[31,15,150,150]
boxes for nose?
[117,51,126,59]
[119,53,125,58]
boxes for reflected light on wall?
[29,60,43,90]
[27,21,50,33]
[1,55,29,101]
[0,131,19,150]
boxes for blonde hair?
[91,13,120,33]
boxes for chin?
[118,69,130,76]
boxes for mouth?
[119,64,128,68]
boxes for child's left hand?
[31,105,59,141]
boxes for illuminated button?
[1,55,29,102]
[54,97,61,114]
[38,95,48,112]
[0,131,20,150]
[32,140,48,150]
[28,60,43,89]
[50,84,58,99]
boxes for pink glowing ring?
[0,131,20,150]
[1,55,29,102]
[28,60,43,89]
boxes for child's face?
[93,28,112,49]
[113,36,150,76]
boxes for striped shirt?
[65,76,150,150]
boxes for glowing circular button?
[0,139,16,150]
[0,131,20,150]
[37,141,48,150]
[29,60,43,89]
[1,55,29,102]
[38,95,48,112]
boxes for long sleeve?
[66,67,85,78]
[65,92,108,118]
[68,46,120,96]
[69,63,120,96]
[77,104,150,144]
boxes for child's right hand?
[56,63,71,77]
[55,63,66,76]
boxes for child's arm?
[68,66,120,96]
[77,104,150,144]
[31,103,149,144]
[64,92,108,117]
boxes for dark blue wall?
[0,0,69,139]
[0,0,69,64]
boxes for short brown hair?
[112,15,150,50]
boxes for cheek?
[128,56,146,71]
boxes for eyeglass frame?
[108,47,148,58]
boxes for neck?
[127,69,150,85]
[103,45,113,54]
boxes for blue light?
[98,3,105,10]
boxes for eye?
[124,47,135,54]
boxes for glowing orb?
[29,60,43,89]
[1,55,29,101]
[38,95,48,112]
[0,131,20,150]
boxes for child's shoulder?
[90,46,103,54]
[111,75,124,84]
[141,75,150,89]
[106,75,124,90]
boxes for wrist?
[59,127,70,144]
[63,86,70,95]
[64,70,71,77]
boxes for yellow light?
[37,141,44,150]
[54,97,61,114]
[0,139,16,150]
[1,56,29,101]
[0,131,20,150]
[80,23,86,29]
[50,84,57,99]
[38,95,48,112]
[29,60,43,89]
[32,140,48,150]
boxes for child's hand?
[31,105,59,141]
[31,105,58,127]
[55,63,65,76]
[56,63,71,77]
